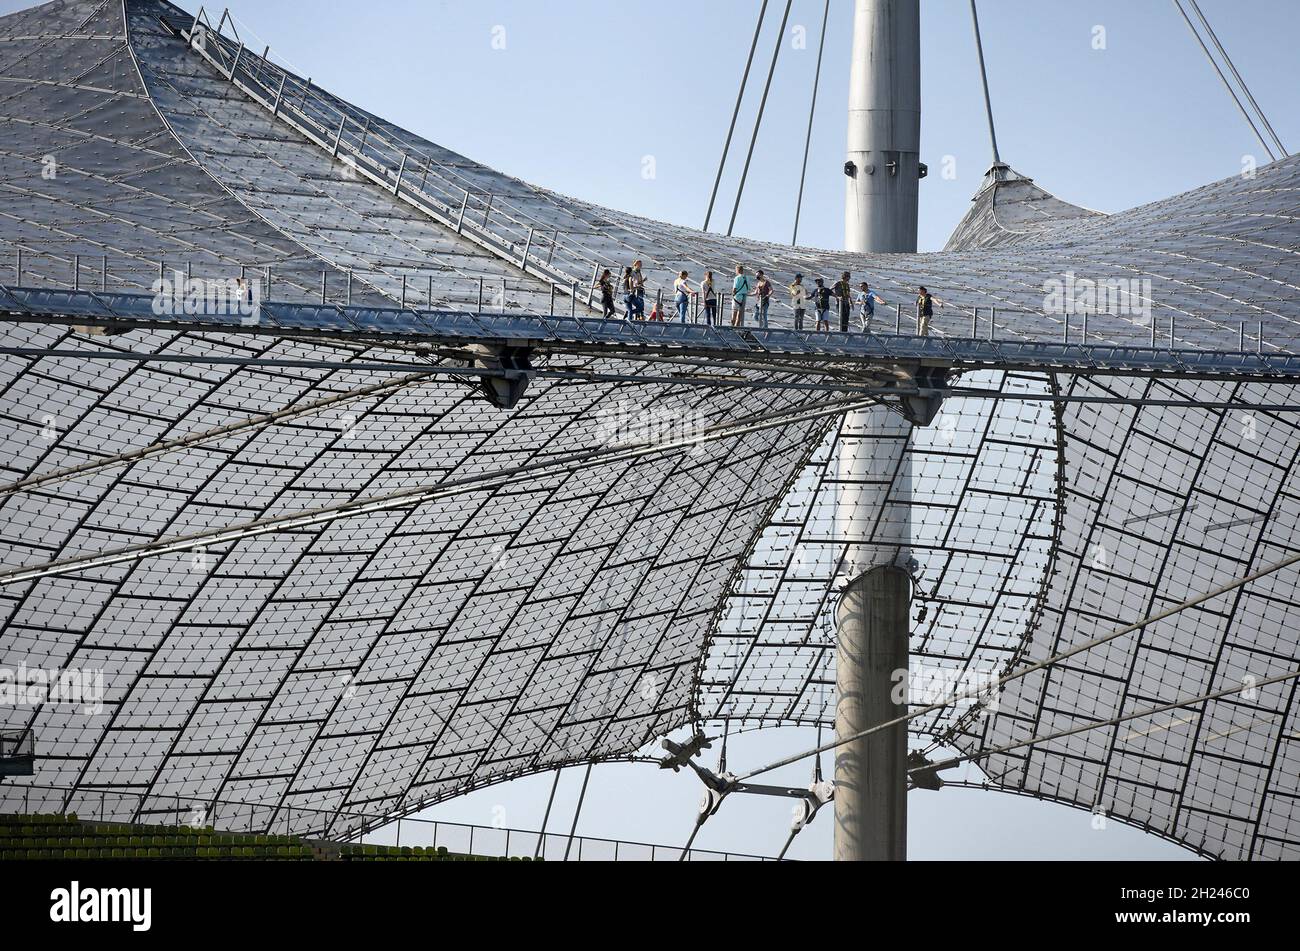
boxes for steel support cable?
[21,351,1300,400]
[727,0,795,237]
[704,0,770,232]
[562,762,594,862]
[969,0,1001,166]
[916,668,1300,778]
[1187,0,1287,157]
[792,0,831,247]
[0,395,874,587]
[0,372,438,497]
[1171,0,1277,162]
[534,767,562,860]
[736,548,1300,781]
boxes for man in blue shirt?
[855,281,887,333]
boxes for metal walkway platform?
[5,286,1300,385]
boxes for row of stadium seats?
[0,814,539,862]
[336,843,537,862]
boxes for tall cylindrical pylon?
[844,0,921,254]
[835,0,920,861]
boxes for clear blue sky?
[12,0,1297,858]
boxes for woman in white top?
[674,271,695,323]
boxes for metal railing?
[0,782,774,861]
[6,249,1291,358]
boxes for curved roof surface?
[1,0,1298,858]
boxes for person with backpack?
[731,264,752,327]
[700,271,718,325]
[916,285,944,336]
[754,270,773,328]
[789,274,808,331]
[812,278,832,332]
[855,282,887,333]
[833,271,854,332]
[596,269,617,319]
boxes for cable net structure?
[0,0,1298,859]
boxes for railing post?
[989,305,996,341]
[401,274,407,309]
[272,73,286,116]
[1169,314,1175,350]
[1240,322,1246,353]
[895,302,902,334]
[229,41,244,80]
[477,277,484,315]
[265,264,272,301]
[101,254,108,292]
[521,227,534,269]
[427,275,433,309]
[1062,312,1069,345]
[550,283,556,317]
[347,270,353,306]
[500,277,507,315]
[1258,322,1265,354]
[1082,309,1089,346]
[1150,316,1157,348]
[73,254,79,291]
[393,153,407,195]
[320,270,327,305]
[971,307,978,339]
[571,281,578,318]
[456,189,469,234]
[332,115,345,157]
[14,247,20,285]
[587,264,599,307]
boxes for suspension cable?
[792,0,831,247]
[735,548,1300,782]
[561,762,594,861]
[704,0,770,232]
[0,395,873,587]
[728,0,794,236]
[920,668,1300,778]
[1172,0,1277,162]
[969,0,1001,166]
[1186,0,1287,156]
[534,767,562,860]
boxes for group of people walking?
[594,263,942,335]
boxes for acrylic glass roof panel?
[0,0,1297,857]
